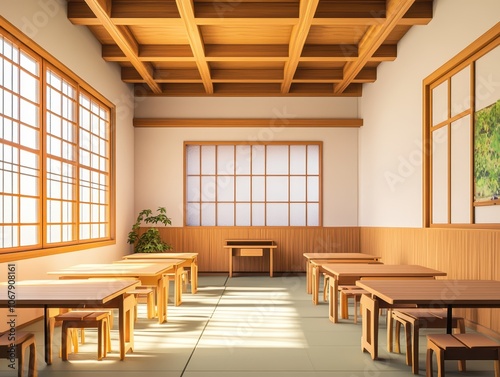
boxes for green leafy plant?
[127,207,173,253]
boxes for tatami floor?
[2,274,497,377]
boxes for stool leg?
[436,347,445,377]
[394,320,401,353]
[426,346,434,377]
[404,321,412,366]
[494,359,499,377]
[29,339,37,377]
[97,320,103,361]
[17,343,25,377]
[387,309,394,353]
[412,322,419,374]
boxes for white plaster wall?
[134,97,360,226]
[358,0,500,227]
[0,0,135,276]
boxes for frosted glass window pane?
[475,45,500,111]
[186,203,200,226]
[81,203,90,222]
[80,224,90,240]
[48,200,61,222]
[201,203,215,225]
[267,145,288,174]
[432,81,448,126]
[290,203,306,226]
[20,197,37,223]
[451,66,470,116]
[307,203,319,226]
[186,176,200,201]
[290,145,306,174]
[307,145,319,174]
[252,203,265,225]
[307,176,319,201]
[432,127,448,223]
[236,176,250,201]
[217,145,234,174]
[266,176,288,202]
[48,224,61,243]
[201,176,216,201]
[235,203,251,226]
[252,145,265,174]
[451,116,471,223]
[201,146,216,174]
[217,176,234,201]
[235,145,251,174]
[266,203,288,225]
[252,176,265,201]
[20,225,37,246]
[186,145,200,175]
[475,205,500,224]
[290,176,306,202]
[20,174,38,196]
[217,203,234,226]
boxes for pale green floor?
[1,274,497,376]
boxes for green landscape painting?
[474,99,500,202]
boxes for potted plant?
[127,207,173,253]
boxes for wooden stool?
[0,331,37,377]
[389,308,465,374]
[339,287,369,323]
[55,311,111,361]
[128,287,155,320]
[426,333,500,377]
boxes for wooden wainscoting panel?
[360,227,500,337]
[154,226,360,273]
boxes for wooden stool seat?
[128,287,155,320]
[339,287,369,323]
[426,333,500,377]
[0,331,37,377]
[390,308,465,374]
[55,311,111,361]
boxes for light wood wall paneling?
[360,227,500,337]
[154,226,360,273]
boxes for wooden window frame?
[184,141,323,227]
[0,19,116,262]
[423,24,500,228]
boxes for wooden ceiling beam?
[334,0,416,94]
[175,0,213,94]
[211,69,283,82]
[194,2,299,19]
[205,45,289,60]
[133,118,363,128]
[82,0,162,93]
[122,67,202,83]
[281,0,320,93]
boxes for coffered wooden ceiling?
[67,0,433,97]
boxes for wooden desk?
[304,252,381,295]
[48,262,182,323]
[223,240,277,277]
[0,279,139,364]
[322,264,447,323]
[122,252,199,294]
[356,279,500,360]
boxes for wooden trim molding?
[133,118,363,128]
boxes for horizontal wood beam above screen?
[133,118,363,128]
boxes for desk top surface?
[123,252,198,260]
[0,279,138,306]
[356,279,500,306]
[303,252,380,260]
[48,262,179,277]
[322,264,446,277]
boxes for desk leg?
[306,261,311,294]
[175,267,183,306]
[156,276,169,323]
[229,250,233,278]
[361,294,379,360]
[328,275,338,323]
[44,306,52,365]
[446,305,452,334]
[269,249,274,278]
[191,259,198,294]
[312,265,320,305]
